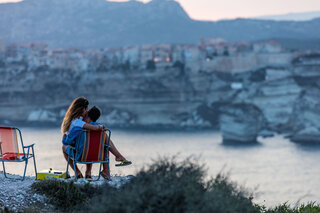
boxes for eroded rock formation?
[1,53,320,143]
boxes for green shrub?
[263,202,320,213]
[31,179,104,211]
[85,157,257,213]
[203,174,258,213]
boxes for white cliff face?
[287,88,320,143]
[180,111,211,128]
[265,68,292,81]
[251,78,302,129]
[59,109,67,118]
[290,126,320,143]
[99,110,135,127]
[200,53,293,73]
[1,52,320,144]
[27,110,57,122]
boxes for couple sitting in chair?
[61,97,131,179]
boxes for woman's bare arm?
[83,123,104,131]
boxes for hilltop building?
[0,39,4,60]
[1,37,294,73]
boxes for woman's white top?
[67,118,85,135]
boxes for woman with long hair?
[62,97,131,179]
[61,97,103,135]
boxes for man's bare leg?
[101,161,109,179]
[101,137,131,178]
[108,139,126,162]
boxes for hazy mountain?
[1,0,320,49]
[256,11,320,21]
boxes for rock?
[292,53,320,67]
[179,111,211,128]
[265,67,292,81]
[219,103,265,143]
[290,126,320,144]
[251,77,302,131]
[259,129,275,138]
[100,109,135,127]
[59,109,67,118]
[27,109,57,122]
[287,88,320,142]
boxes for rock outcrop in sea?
[219,104,265,143]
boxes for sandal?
[100,172,110,180]
[115,160,132,167]
[85,175,92,181]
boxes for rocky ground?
[0,173,131,212]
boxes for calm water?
[2,128,320,207]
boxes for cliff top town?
[0,37,296,74]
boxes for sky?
[0,0,320,21]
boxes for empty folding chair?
[0,126,37,180]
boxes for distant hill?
[256,11,320,21]
[1,0,320,49]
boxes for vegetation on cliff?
[31,158,320,213]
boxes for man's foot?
[115,160,132,167]
[85,174,92,180]
[100,171,110,180]
[77,174,83,179]
[115,156,126,162]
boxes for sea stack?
[219,103,265,143]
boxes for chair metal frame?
[0,126,37,181]
[66,128,111,181]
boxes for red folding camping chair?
[0,126,37,180]
[66,129,111,181]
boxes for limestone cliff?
[1,52,320,143]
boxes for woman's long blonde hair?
[61,97,89,134]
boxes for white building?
[68,52,89,72]
[123,46,140,65]
[153,44,171,63]
[0,39,4,60]
[85,50,102,70]
[253,40,283,53]
[203,37,226,46]
[171,45,185,62]
[140,45,154,65]
[183,45,201,72]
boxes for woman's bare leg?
[62,145,83,178]
[85,164,92,177]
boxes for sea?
[2,127,320,207]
